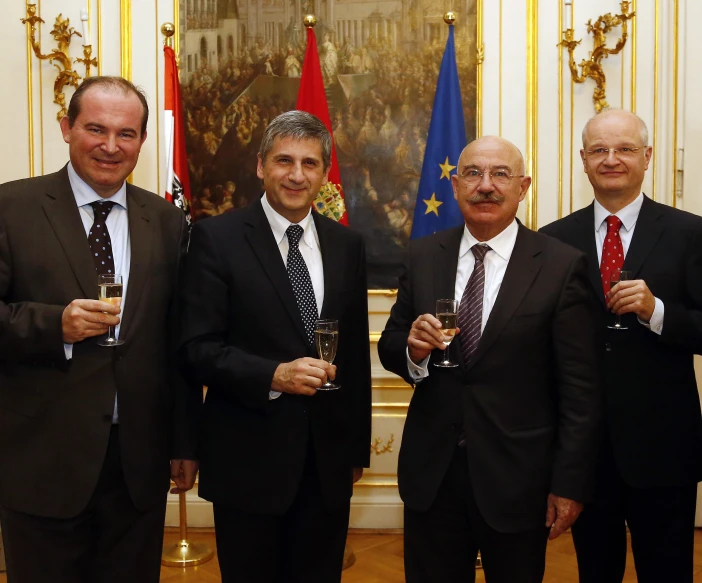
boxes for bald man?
[379,136,601,583]
[541,109,702,583]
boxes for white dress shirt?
[261,193,324,399]
[408,220,520,382]
[65,162,131,422]
[593,193,664,334]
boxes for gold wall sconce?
[21,4,98,122]
[560,1,635,113]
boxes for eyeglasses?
[457,169,525,186]
[583,147,643,161]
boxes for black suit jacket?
[541,196,702,487]
[179,198,372,515]
[0,166,199,519]
[378,223,601,533]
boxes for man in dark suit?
[0,76,199,582]
[378,136,601,583]
[541,109,702,583]
[179,110,372,583]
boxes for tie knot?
[90,201,117,218]
[286,224,304,248]
[606,215,623,233]
[471,244,490,262]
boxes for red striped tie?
[457,244,489,362]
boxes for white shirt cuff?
[269,390,282,400]
[406,346,430,382]
[638,297,664,335]
[64,343,73,360]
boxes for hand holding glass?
[98,274,124,346]
[608,269,630,330]
[315,319,340,390]
[434,299,459,368]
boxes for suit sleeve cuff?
[269,390,282,400]
[638,297,664,335]
[406,347,429,383]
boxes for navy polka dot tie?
[286,225,318,346]
[89,201,116,275]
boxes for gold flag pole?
[161,492,214,567]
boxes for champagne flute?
[434,299,459,368]
[97,274,124,346]
[607,269,630,330]
[315,319,340,390]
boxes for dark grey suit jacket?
[379,223,602,533]
[0,166,199,518]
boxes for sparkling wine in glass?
[434,299,459,368]
[607,269,630,330]
[315,319,340,390]
[98,274,124,347]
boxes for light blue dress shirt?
[64,162,132,422]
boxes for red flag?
[164,45,192,224]
[296,27,348,225]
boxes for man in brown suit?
[0,76,199,582]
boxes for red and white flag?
[164,45,192,224]
[296,26,347,225]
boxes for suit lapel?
[572,203,605,307]
[244,200,307,344]
[118,186,152,343]
[623,195,664,279]
[314,213,339,320]
[40,167,98,299]
[434,227,464,302]
[465,225,542,371]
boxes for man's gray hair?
[259,110,332,170]
[582,108,649,148]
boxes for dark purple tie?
[457,244,490,362]
[88,201,116,275]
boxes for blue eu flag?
[410,26,466,239]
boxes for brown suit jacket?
[0,166,199,519]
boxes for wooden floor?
[1,529,701,581]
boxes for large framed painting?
[178,0,477,288]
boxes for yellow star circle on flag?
[439,156,457,180]
[424,193,443,216]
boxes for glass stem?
[443,346,449,363]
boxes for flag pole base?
[161,539,214,567]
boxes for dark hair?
[66,76,149,136]
[259,110,331,170]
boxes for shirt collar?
[459,219,519,262]
[593,192,643,233]
[261,193,316,248]
[67,162,128,210]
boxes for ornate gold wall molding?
[120,0,131,80]
[476,0,484,138]
[525,0,538,229]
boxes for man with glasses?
[541,108,702,582]
[379,135,601,582]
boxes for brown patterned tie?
[457,244,490,362]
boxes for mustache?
[467,193,506,203]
